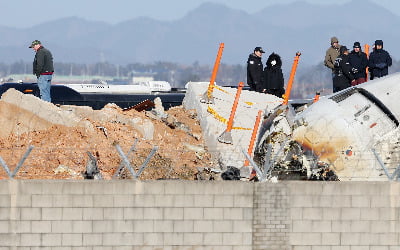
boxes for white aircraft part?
[65,81,172,94]
[292,73,400,180]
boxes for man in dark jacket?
[262,52,285,98]
[348,42,368,85]
[247,47,265,92]
[29,40,54,102]
[333,46,354,93]
[368,40,392,80]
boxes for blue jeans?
[37,74,52,102]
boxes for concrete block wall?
[0,180,254,249]
[0,180,400,249]
[286,182,400,250]
[253,183,290,250]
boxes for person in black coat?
[247,47,265,92]
[348,42,368,85]
[333,46,355,93]
[368,40,392,80]
[261,52,285,98]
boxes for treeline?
[0,60,246,87]
[1,60,399,99]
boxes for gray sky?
[1,0,399,28]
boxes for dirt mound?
[0,98,214,180]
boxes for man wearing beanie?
[333,46,354,93]
[348,42,368,85]
[368,40,392,80]
[324,36,342,87]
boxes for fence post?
[364,44,370,82]
[217,82,244,144]
[201,43,225,104]
[313,91,320,103]
[283,52,301,105]
[244,110,262,166]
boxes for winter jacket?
[348,50,368,80]
[33,46,54,78]
[246,53,263,91]
[262,53,285,97]
[333,53,354,92]
[324,45,341,70]
[368,48,392,79]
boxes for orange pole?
[226,82,244,132]
[283,52,301,105]
[313,92,320,103]
[207,43,225,99]
[217,82,244,144]
[364,44,370,82]
[244,110,262,166]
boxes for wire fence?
[1,141,400,181]
[0,141,215,180]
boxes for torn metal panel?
[254,73,400,181]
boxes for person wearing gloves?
[348,42,368,85]
[368,40,392,80]
[261,52,285,98]
[333,46,355,93]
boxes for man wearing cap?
[29,40,54,102]
[247,47,265,92]
[348,41,368,85]
[368,39,392,80]
[333,46,354,93]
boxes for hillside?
[0,0,398,66]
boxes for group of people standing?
[247,36,393,97]
[246,47,285,98]
[324,36,392,93]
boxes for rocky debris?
[194,167,221,180]
[82,152,103,180]
[221,166,241,180]
[0,89,214,180]
[0,89,92,138]
[60,103,155,140]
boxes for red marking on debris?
[346,150,352,156]
[370,123,377,128]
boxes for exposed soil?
[0,105,214,180]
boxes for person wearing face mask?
[261,52,285,98]
[368,40,392,80]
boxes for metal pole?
[244,110,263,166]
[113,139,138,178]
[11,145,34,178]
[115,143,137,178]
[217,82,244,144]
[135,146,158,178]
[201,43,225,104]
[372,148,391,180]
[283,52,301,105]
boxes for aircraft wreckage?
[253,72,400,181]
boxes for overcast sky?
[1,0,399,28]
